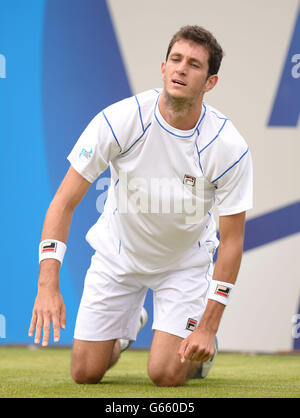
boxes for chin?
[166,87,189,101]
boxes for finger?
[183,343,197,362]
[201,353,212,363]
[202,348,215,363]
[34,314,44,344]
[187,343,206,362]
[42,314,51,347]
[52,314,61,343]
[195,348,212,363]
[190,352,200,362]
[60,303,66,330]
[28,311,37,338]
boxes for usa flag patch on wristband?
[41,241,57,253]
[215,284,231,297]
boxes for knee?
[71,363,105,385]
[148,366,185,387]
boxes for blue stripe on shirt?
[195,141,203,174]
[210,110,230,121]
[212,148,249,183]
[102,111,122,151]
[135,95,145,132]
[199,118,228,154]
[121,123,151,155]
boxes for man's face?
[161,39,217,102]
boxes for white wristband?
[39,239,67,265]
[207,280,234,306]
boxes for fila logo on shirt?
[183,174,196,187]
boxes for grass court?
[0,346,300,398]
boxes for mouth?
[172,79,187,87]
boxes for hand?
[178,327,216,363]
[28,287,66,347]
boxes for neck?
[159,90,203,130]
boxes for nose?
[176,59,188,74]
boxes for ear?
[204,74,218,93]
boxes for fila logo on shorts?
[183,174,196,186]
[186,318,198,331]
[41,241,57,253]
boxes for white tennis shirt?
[68,89,253,273]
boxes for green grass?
[0,347,299,398]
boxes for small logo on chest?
[183,174,196,186]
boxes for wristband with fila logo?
[39,239,67,265]
[207,280,234,306]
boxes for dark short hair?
[166,25,224,76]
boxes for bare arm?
[28,167,91,346]
[179,211,246,362]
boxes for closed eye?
[190,60,202,68]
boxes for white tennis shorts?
[74,242,214,342]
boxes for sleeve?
[214,148,253,216]
[67,111,121,183]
